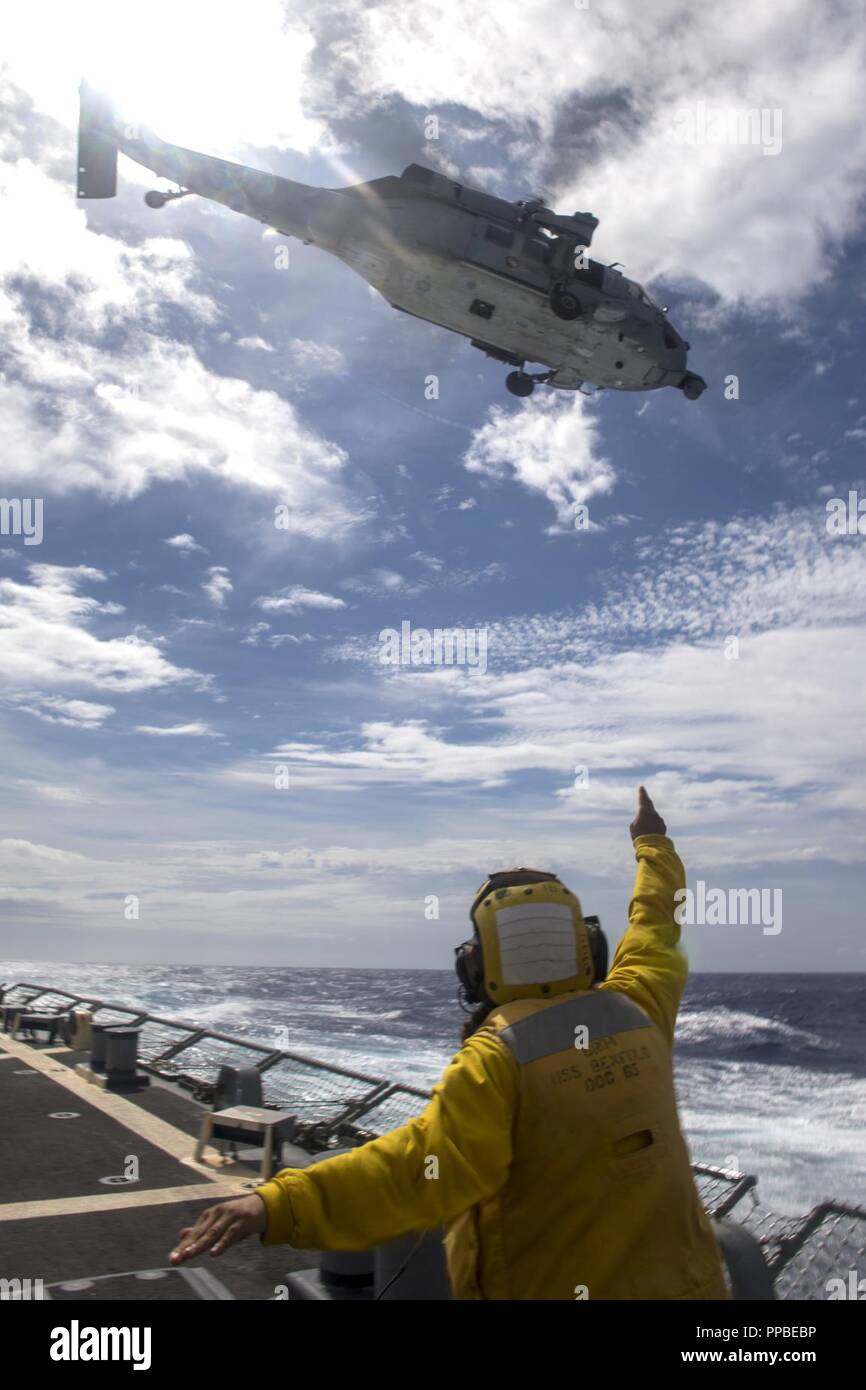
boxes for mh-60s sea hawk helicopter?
[76,82,706,401]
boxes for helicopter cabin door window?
[484,223,515,248]
[522,236,552,265]
[470,220,518,275]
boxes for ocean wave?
[675,1006,834,1055]
[678,1058,866,1212]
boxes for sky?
[0,0,865,971]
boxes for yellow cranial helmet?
[469,868,594,1005]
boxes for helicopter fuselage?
[76,84,705,399]
[314,173,692,393]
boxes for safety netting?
[693,1162,866,1300]
[343,1083,432,1138]
[259,1054,385,1125]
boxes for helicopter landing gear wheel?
[550,284,582,320]
[144,187,192,210]
[681,373,706,400]
[506,371,535,398]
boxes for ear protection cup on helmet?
[582,914,608,984]
[454,937,485,1008]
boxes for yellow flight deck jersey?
[255,834,728,1299]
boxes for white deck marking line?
[0,1033,243,1182]
[0,1181,252,1223]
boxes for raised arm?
[599,786,688,1045]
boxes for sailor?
[170,786,728,1300]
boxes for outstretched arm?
[171,1028,517,1261]
[600,786,688,1045]
[256,1029,517,1250]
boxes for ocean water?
[2,960,863,1217]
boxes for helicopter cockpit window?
[628,279,656,307]
[484,223,515,248]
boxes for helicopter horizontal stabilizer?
[77,81,118,198]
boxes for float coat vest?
[257,835,728,1301]
[442,988,726,1299]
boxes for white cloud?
[0,837,87,865]
[242,622,271,646]
[410,552,445,572]
[237,336,275,352]
[0,156,361,536]
[0,564,201,697]
[0,329,356,525]
[165,533,206,553]
[136,721,217,737]
[244,504,866,872]
[203,566,233,607]
[338,561,506,605]
[286,338,345,375]
[0,153,218,329]
[16,779,93,803]
[13,696,116,729]
[268,632,315,647]
[342,568,413,598]
[255,585,347,614]
[463,392,615,525]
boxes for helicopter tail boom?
[75,80,324,240]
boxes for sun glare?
[5,0,324,157]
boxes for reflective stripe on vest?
[498,991,652,1065]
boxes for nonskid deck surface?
[0,1034,317,1301]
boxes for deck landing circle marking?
[49,1111,80,1119]
[59,1280,94,1291]
[98,1175,140,1185]
[136,1270,168,1280]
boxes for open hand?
[629,785,667,841]
[170,1194,267,1264]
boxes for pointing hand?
[629,785,667,842]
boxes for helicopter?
[76,82,706,401]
